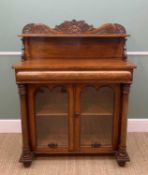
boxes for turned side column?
[18,84,33,167]
[116,83,130,166]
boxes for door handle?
[91,143,101,148]
[48,143,58,148]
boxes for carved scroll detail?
[23,23,51,34]
[88,23,126,35]
[22,20,126,35]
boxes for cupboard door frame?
[28,84,75,153]
[27,83,120,154]
[74,83,120,152]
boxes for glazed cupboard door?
[74,84,120,153]
[28,84,74,153]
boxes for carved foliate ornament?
[54,20,94,34]
[22,20,126,35]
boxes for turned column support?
[18,84,33,167]
[116,83,130,166]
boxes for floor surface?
[0,133,148,175]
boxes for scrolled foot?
[118,161,126,167]
[115,151,130,167]
[23,161,32,167]
[19,150,34,167]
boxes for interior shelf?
[36,113,112,117]
[80,113,112,117]
[36,113,68,117]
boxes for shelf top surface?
[13,59,136,71]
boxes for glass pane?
[35,86,68,116]
[36,116,68,146]
[80,86,114,146]
[81,86,113,114]
[35,86,68,147]
[80,116,112,146]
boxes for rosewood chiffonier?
[12,20,136,167]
